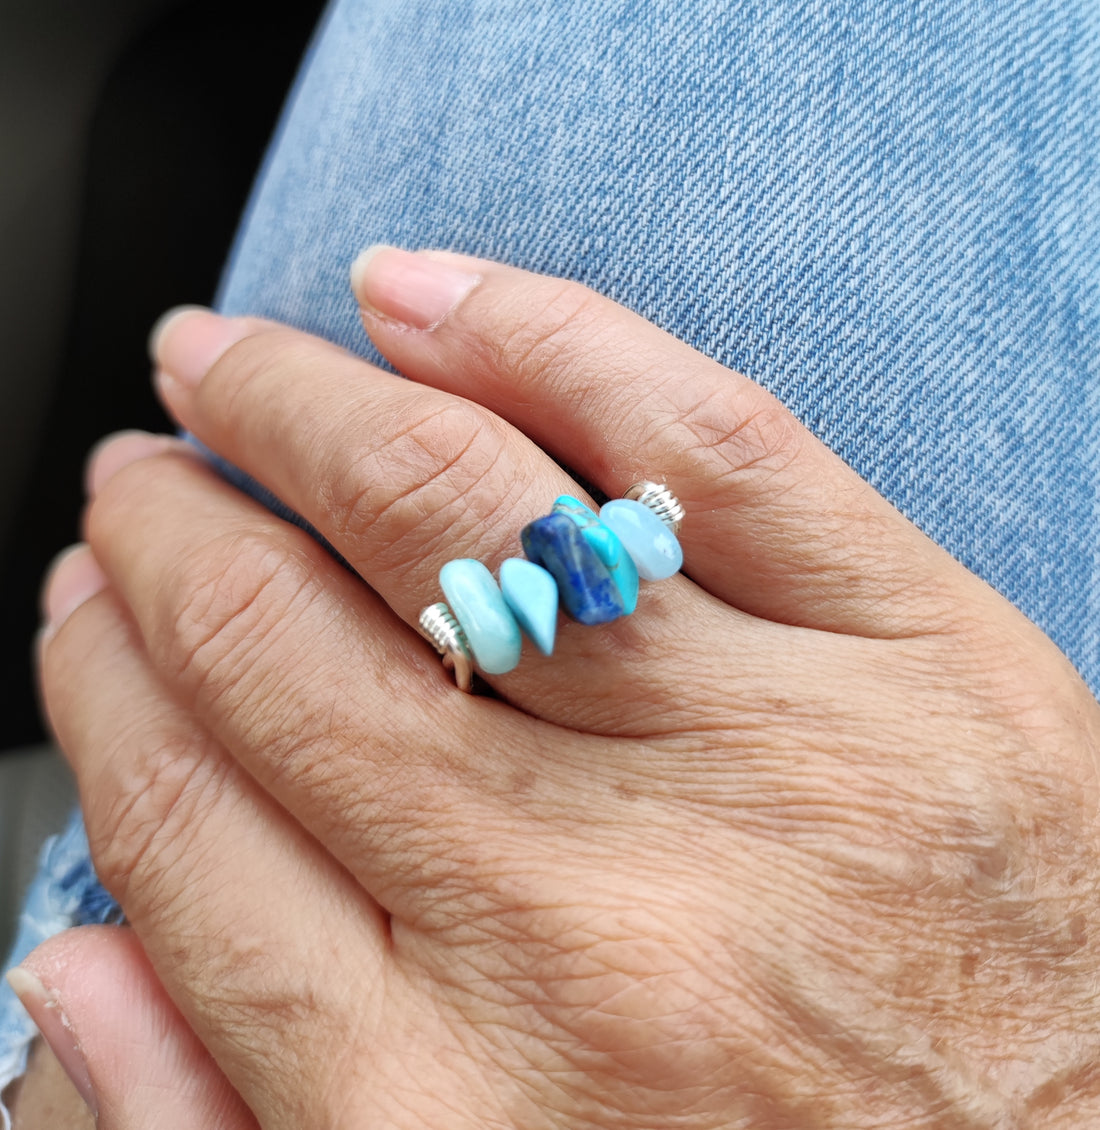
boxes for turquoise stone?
[598,499,683,580]
[439,559,522,674]
[500,558,558,655]
[521,513,625,625]
[586,525,639,613]
[552,494,600,525]
[552,495,639,613]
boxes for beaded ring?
[418,482,684,691]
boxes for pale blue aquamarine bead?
[598,498,683,580]
[551,495,639,613]
[500,558,558,655]
[439,559,522,674]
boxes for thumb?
[7,926,255,1130]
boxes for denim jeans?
[3,0,1097,1114]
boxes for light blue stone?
[598,499,683,580]
[439,559,522,674]
[500,558,558,655]
[553,495,639,613]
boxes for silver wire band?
[623,481,685,535]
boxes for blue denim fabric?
[3,0,1097,1108]
[218,0,1100,691]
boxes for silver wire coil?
[418,602,474,692]
[624,481,685,536]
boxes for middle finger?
[149,310,756,731]
[85,444,564,922]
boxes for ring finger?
[146,309,761,731]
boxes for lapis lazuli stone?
[521,513,625,625]
[552,495,639,614]
[500,558,558,655]
[598,499,683,580]
[439,559,522,674]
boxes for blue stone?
[521,513,625,625]
[552,495,639,613]
[552,495,600,526]
[585,525,639,614]
[598,499,684,580]
[500,558,558,655]
[439,559,522,674]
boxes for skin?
[7,927,249,1129]
[8,1039,93,1130]
[16,247,1100,1128]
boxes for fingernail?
[85,430,181,497]
[350,245,480,330]
[149,306,250,388]
[41,545,108,640]
[6,967,98,1117]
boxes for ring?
[418,482,684,691]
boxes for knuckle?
[484,277,608,393]
[689,392,807,490]
[322,398,514,569]
[915,623,1100,783]
[196,943,323,1036]
[201,328,310,422]
[154,529,314,705]
[85,729,225,910]
[489,898,745,1102]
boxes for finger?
[38,547,397,1129]
[142,309,773,731]
[148,306,580,615]
[82,436,948,964]
[4,1035,95,1130]
[352,247,990,638]
[82,444,594,921]
[83,430,193,496]
[8,927,257,1130]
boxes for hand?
[31,248,1100,1128]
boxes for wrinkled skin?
[23,249,1100,1129]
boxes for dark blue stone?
[520,513,625,625]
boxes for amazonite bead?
[552,495,639,613]
[439,559,522,674]
[500,558,558,655]
[598,499,683,580]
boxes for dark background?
[0,0,328,751]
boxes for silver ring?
[418,481,683,691]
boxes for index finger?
[354,248,994,639]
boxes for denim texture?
[3,0,1097,1107]
[219,0,1100,691]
